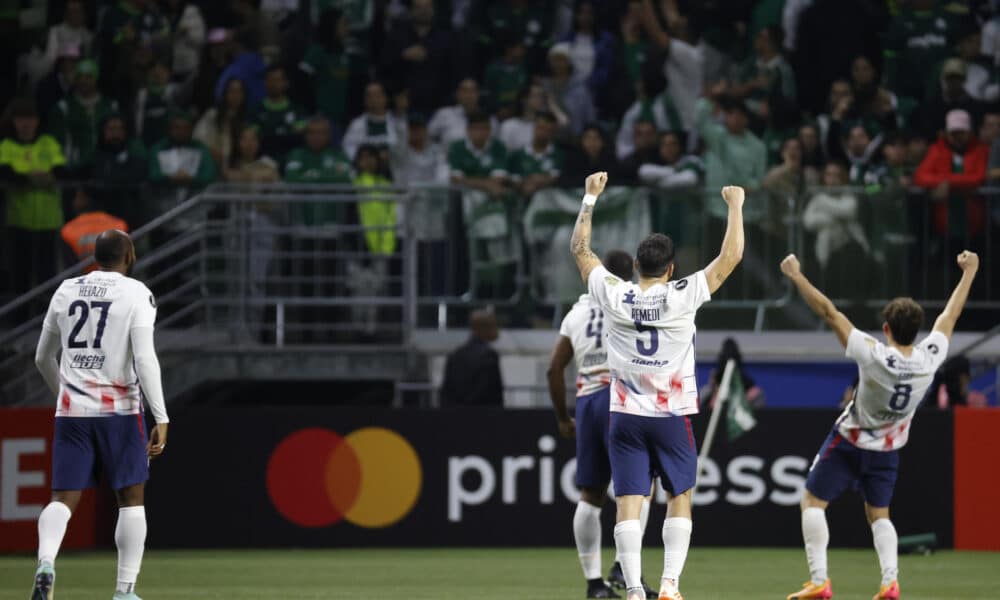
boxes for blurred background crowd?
[2,0,1000,303]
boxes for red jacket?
[913,137,988,235]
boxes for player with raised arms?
[548,249,657,599]
[31,229,169,600]
[570,172,746,600]
[780,250,978,600]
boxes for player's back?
[588,266,711,417]
[43,270,156,417]
[838,329,949,450]
[559,294,611,396]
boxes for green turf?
[1,548,998,599]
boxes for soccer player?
[548,249,657,599]
[780,251,978,600]
[570,172,746,600]
[31,229,169,600]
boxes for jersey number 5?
[68,300,112,349]
[889,383,912,411]
[634,321,658,356]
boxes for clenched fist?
[585,172,608,197]
[721,185,745,208]
[957,250,979,273]
[780,254,801,278]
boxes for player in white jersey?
[779,251,978,600]
[31,230,169,600]
[548,250,657,599]
[571,172,746,600]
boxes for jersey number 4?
[889,383,912,411]
[68,300,112,349]
[585,309,603,348]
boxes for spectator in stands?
[225,126,279,183]
[342,81,405,161]
[616,60,684,161]
[763,137,807,197]
[350,144,396,337]
[60,187,128,271]
[95,0,170,102]
[215,29,266,108]
[883,0,957,103]
[483,34,528,119]
[164,0,206,83]
[730,25,796,125]
[509,112,563,199]
[984,5,1000,69]
[956,25,998,104]
[694,94,766,193]
[48,59,119,168]
[826,99,880,185]
[149,110,218,190]
[620,119,660,183]
[380,0,452,114]
[36,47,80,133]
[194,77,247,168]
[299,9,351,131]
[558,124,620,187]
[448,111,509,199]
[798,122,824,182]
[484,0,552,74]
[391,113,448,186]
[932,355,990,408]
[605,0,649,118]
[191,28,233,114]
[43,0,92,73]
[637,7,703,134]
[865,132,912,191]
[284,116,352,224]
[914,109,988,246]
[85,113,147,225]
[499,84,545,152]
[542,42,596,136]
[440,309,503,406]
[802,160,870,270]
[919,58,983,141]
[429,78,490,148]
[0,99,67,292]
[639,130,704,190]
[253,65,305,166]
[906,133,930,172]
[816,78,852,156]
[979,111,1000,148]
[134,60,184,149]
[847,54,906,137]
[558,1,615,115]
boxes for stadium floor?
[0,547,997,599]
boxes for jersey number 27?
[68,300,112,349]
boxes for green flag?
[725,360,757,441]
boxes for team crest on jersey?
[605,276,620,287]
[674,278,689,290]
[927,344,939,354]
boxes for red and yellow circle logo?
[266,427,421,528]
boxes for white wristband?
[582,194,597,206]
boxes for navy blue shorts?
[52,415,149,491]
[609,412,698,497]
[575,388,612,489]
[805,429,899,508]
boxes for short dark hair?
[882,297,924,346]
[8,97,38,119]
[467,111,490,126]
[265,64,286,77]
[535,111,557,125]
[636,233,675,278]
[604,250,634,281]
[94,230,133,268]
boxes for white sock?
[115,506,147,594]
[871,518,899,585]
[573,501,603,580]
[802,507,829,585]
[37,502,72,566]
[617,497,650,565]
[614,520,643,594]
[661,517,692,587]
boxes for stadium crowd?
[2,0,1000,297]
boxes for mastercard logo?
[266,427,421,528]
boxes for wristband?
[582,194,597,206]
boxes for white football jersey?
[42,271,157,417]
[837,329,949,451]
[558,295,611,397]
[588,265,711,417]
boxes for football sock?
[573,501,603,580]
[802,507,830,585]
[613,520,643,594]
[871,518,899,586]
[115,506,147,594]
[661,516,692,587]
[639,497,651,536]
[37,501,72,566]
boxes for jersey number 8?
[889,383,912,411]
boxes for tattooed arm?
[571,171,608,282]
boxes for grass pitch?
[0,547,997,599]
